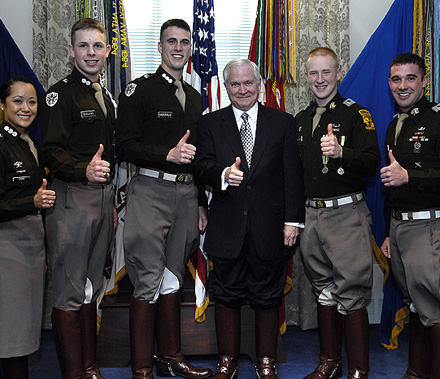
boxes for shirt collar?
[401,96,429,121]
[71,67,98,92]
[157,66,181,89]
[232,102,259,125]
[0,121,21,144]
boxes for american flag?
[186,0,220,114]
[186,0,219,322]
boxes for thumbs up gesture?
[86,144,111,183]
[166,130,197,164]
[225,157,243,187]
[34,179,57,209]
[380,150,409,187]
[320,123,343,158]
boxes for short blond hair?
[306,47,339,68]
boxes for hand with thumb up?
[225,157,244,187]
[86,144,111,183]
[380,150,409,187]
[34,179,57,209]
[320,123,343,158]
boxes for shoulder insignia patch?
[343,98,356,107]
[46,92,59,107]
[125,83,137,97]
[359,109,376,130]
[432,104,440,113]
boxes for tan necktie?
[174,80,186,111]
[92,83,107,118]
[312,107,326,135]
[394,113,409,145]
[20,133,39,165]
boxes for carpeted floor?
[29,324,408,378]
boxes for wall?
[0,0,33,65]
[350,0,394,64]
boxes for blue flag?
[338,0,414,349]
[0,19,45,141]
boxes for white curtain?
[32,0,75,90]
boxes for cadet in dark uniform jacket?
[39,19,114,379]
[115,19,211,379]
[0,76,55,378]
[381,53,440,379]
[296,47,380,379]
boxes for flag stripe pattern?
[186,0,220,114]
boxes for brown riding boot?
[130,297,155,379]
[255,308,279,379]
[212,303,240,379]
[400,313,433,379]
[52,308,85,379]
[155,292,212,378]
[80,302,105,379]
[0,356,29,379]
[345,307,369,379]
[303,305,343,379]
[431,323,440,379]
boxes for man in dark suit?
[194,58,305,379]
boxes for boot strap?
[215,355,238,378]
[156,353,185,376]
[255,356,277,378]
[310,355,342,378]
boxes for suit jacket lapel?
[249,104,272,176]
[221,105,250,172]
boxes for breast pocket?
[72,110,104,145]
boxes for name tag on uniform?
[81,110,97,118]
[158,111,174,119]
[13,175,30,182]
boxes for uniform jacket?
[384,96,440,233]
[296,92,381,198]
[39,67,116,183]
[194,103,305,260]
[115,66,202,175]
[0,122,44,221]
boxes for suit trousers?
[212,220,288,309]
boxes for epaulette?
[301,101,314,113]
[343,98,356,107]
[124,74,154,97]
[138,73,154,82]
[51,74,74,89]
[432,103,440,113]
